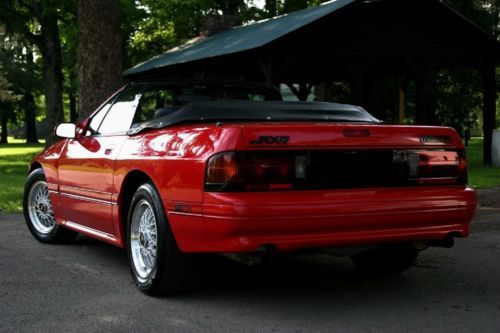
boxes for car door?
[57,84,145,236]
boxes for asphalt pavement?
[1,190,499,333]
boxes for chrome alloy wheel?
[130,200,158,282]
[27,180,56,234]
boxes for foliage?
[126,0,330,65]
[0,0,73,145]
[0,65,18,103]
[0,26,43,142]
[260,0,329,17]
[127,0,258,65]
[446,0,500,38]
[432,69,483,137]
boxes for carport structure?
[124,0,500,165]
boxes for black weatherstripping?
[128,100,381,135]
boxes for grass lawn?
[0,137,499,214]
[466,137,500,188]
[0,138,45,213]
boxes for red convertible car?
[23,80,476,295]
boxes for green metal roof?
[123,0,500,78]
[123,0,356,77]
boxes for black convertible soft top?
[128,100,381,135]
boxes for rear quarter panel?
[113,125,245,248]
[113,125,245,204]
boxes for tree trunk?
[0,109,8,144]
[482,61,496,166]
[77,0,123,120]
[38,13,64,147]
[24,93,38,143]
[69,92,78,123]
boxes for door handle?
[104,148,113,155]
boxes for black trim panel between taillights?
[205,149,468,192]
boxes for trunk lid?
[241,123,462,149]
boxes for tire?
[127,182,196,296]
[350,243,418,275]
[23,168,78,243]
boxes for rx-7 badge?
[250,135,290,144]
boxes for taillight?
[205,152,239,184]
[205,151,296,192]
[457,149,468,183]
[394,149,467,185]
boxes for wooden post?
[259,56,282,87]
[315,82,326,101]
[482,61,497,166]
[259,59,273,84]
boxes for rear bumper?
[167,186,476,253]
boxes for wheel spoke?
[28,181,56,234]
[130,199,158,281]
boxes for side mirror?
[75,119,90,139]
[55,123,76,139]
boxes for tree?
[446,0,500,38]
[432,68,483,143]
[1,26,44,144]
[0,0,69,146]
[0,65,19,144]
[261,0,328,18]
[59,3,79,123]
[77,0,123,120]
[0,67,16,103]
[19,44,39,143]
[127,0,260,66]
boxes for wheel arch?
[28,161,43,174]
[117,170,164,246]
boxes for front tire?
[351,243,418,275]
[23,168,78,243]
[127,182,195,296]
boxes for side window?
[134,88,176,123]
[132,86,184,124]
[98,84,144,135]
[85,101,113,136]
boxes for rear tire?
[351,243,418,275]
[127,182,196,296]
[23,168,78,243]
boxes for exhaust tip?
[428,235,455,248]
